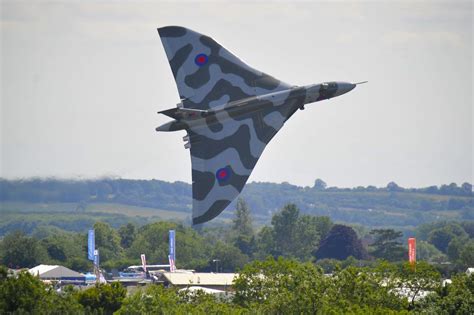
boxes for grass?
[0,201,189,221]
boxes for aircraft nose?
[335,82,356,97]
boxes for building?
[28,264,85,285]
[160,272,237,291]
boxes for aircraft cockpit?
[320,82,337,90]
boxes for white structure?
[179,286,227,295]
[466,268,474,276]
[29,265,85,283]
[162,272,237,291]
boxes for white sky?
[1,1,472,188]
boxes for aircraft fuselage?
[156,81,356,132]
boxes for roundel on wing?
[216,167,231,182]
[194,53,208,66]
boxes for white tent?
[29,264,85,282]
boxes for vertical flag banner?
[169,230,176,262]
[169,230,176,271]
[408,237,416,265]
[141,254,147,272]
[168,255,176,272]
[88,230,95,261]
[94,249,99,266]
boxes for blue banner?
[169,230,175,261]
[88,230,95,261]
[94,249,99,266]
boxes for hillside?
[0,178,472,235]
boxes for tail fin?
[159,108,181,119]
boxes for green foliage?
[459,240,474,268]
[369,229,406,261]
[118,223,137,249]
[427,222,468,254]
[118,285,242,314]
[394,262,441,308]
[0,270,83,314]
[271,204,300,256]
[255,204,333,261]
[415,273,474,314]
[126,221,210,270]
[76,282,126,314]
[416,240,447,263]
[39,232,89,269]
[437,273,474,314]
[117,285,180,314]
[428,228,456,252]
[1,179,472,231]
[232,198,253,236]
[0,231,46,268]
[315,224,368,260]
[233,257,408,313]
[313,178,327,190]
[210,241,249,272]
[94,222,123,263]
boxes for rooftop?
[162,272,237,286]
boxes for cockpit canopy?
[320,82,337,90]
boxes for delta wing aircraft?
[156,26,365,224]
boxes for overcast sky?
[1,1,472,188]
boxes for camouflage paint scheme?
[156,26,362,225]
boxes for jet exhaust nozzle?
[156,120,181,132]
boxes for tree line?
[1,259,473,314]
[1,200,473,275]
[1,178,473,228]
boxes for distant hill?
[0,178,472,235]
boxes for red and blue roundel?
[194,53,208,66]
[216,167,231,182]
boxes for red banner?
[141,254,147,272]
[408,237,416,265]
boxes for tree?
[254,226,276,259]
[395,262,441,309]
[209,241,248,272]
[118,223,137,249]
[233,257,407,313]
[461,182,472,195]
[313,179,327,191]
[0,231,46,268]
[428,228,454,253]
[433,273,474,314]
[93,222,123,262]
[369,229,405,261]
[233,257,329,312]
[271,204,300,257]
[314,225,368,260]
[417,240,447,262]
[117,284,240,314]
[459,240,474,268]
[0,270,46,313]
[76,282,126,314]
[387,181,403,192]
[446,237,464,262]
[461,221,474,238]
[293,215,332,261]
[232,198,253,236]
[127,222,210,270]
[116,285,180,314]
[0,270,83,314]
